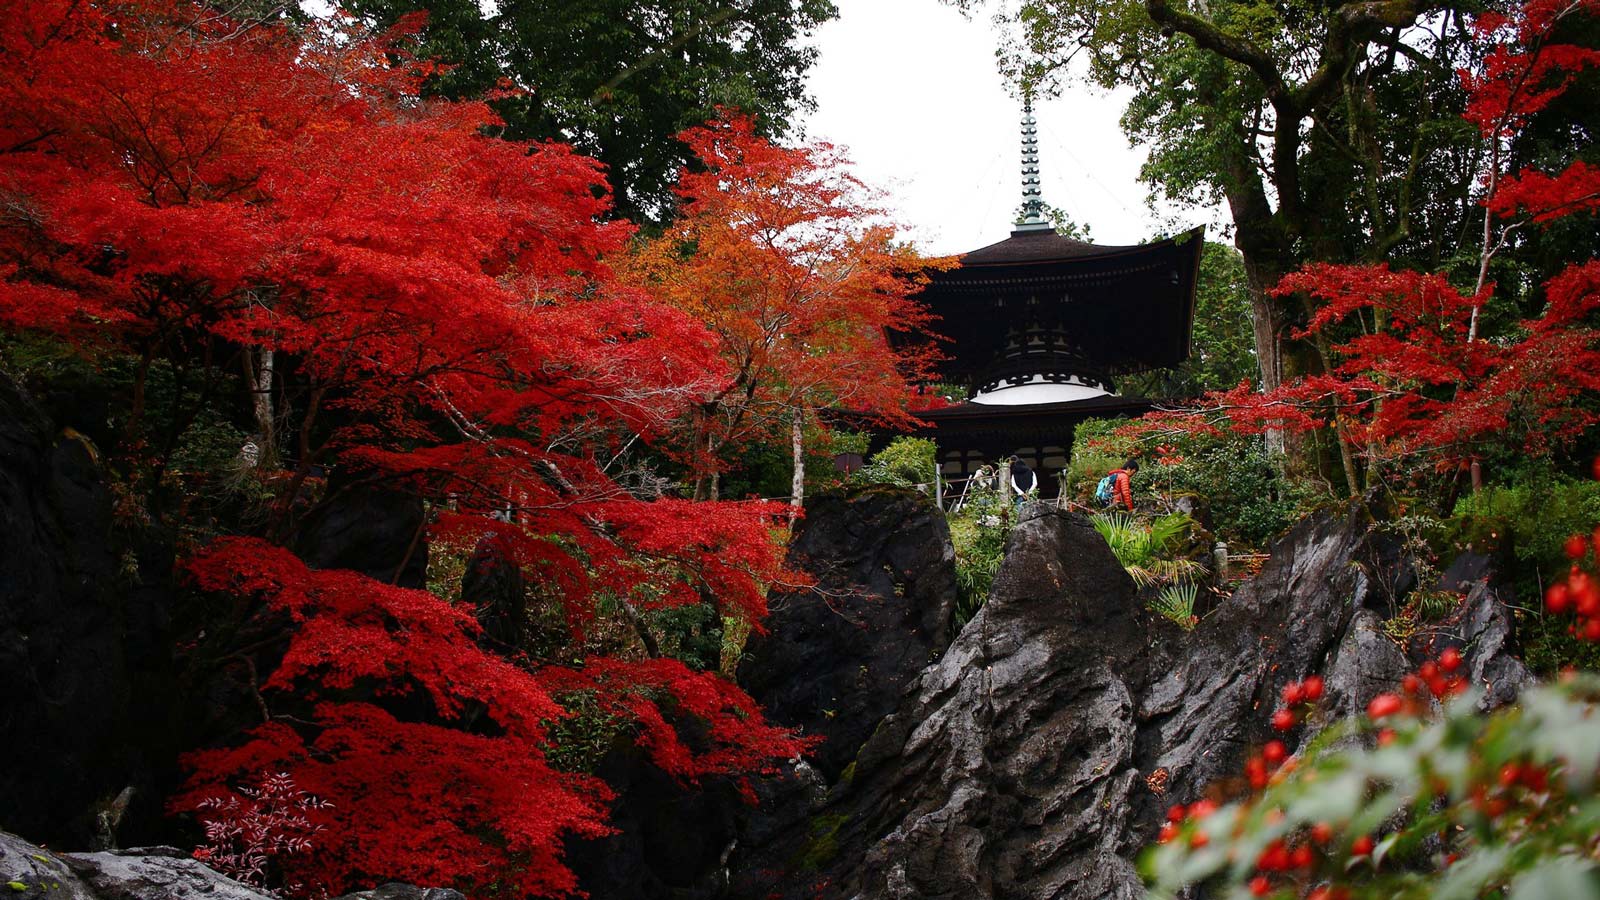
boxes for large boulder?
[293,477,428,588]
[738,486,960,781]
[564,740,744,900]
[732,500,1393,899]
[2,829,461,900]
[333,885,466,900]
[0,375,182,847]
[1137,504,1375,804]
[2,831,272,900]
[1421,551,1532,711]
[560,487,961,899]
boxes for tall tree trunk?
[1304,317,1362,497]
[1238,250,1291,460]
[692,416,718,501]
[1222,140,1294,462]
[243,347,277,464]
[789,410,805,522]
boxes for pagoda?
[899,101,1204,495]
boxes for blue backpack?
[1095,472,1117,505]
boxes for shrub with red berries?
[1545,525,1600,643]
[1143,672,1600,898]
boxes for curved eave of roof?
[954,225,1206,268]
[904,225,1206,376]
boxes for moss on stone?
[791,812,851,873]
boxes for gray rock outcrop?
[1426,551,1532,710]
[0,375,182,847]
[2,832,272,900]
[1,830,463,900]
[738,486,960,781]
[332,884,466,900]
[732,499,1422,899]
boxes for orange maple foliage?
[624,112,947,498]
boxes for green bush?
[1090,510,1208,628]
[853,436,939,490]
[947,488,1010,627]
[1064,417,1137,501]
[1453,475,1600,675]
[1153,581,1200,630]
[1453,477,1600,579]
[1150,432,1319,550]
[1068,417,1323,549]
[1090,511,1201,585]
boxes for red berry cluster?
[1158,798,1218,846]
[1270,675,1325,734]
[1162,652,1484,895]
[1244,821,1367,898]
[1544,525,1600,641]
[1469,761,1551,820]
[1364,647,1468,745]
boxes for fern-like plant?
[1092,511,1209,627]
[1152,581,1200,630]
[1090,512,1207,587]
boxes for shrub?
[1145,673,1600,899]
[1090,511,1206,588]
[1153,581,1200,630]
[947,487,1010,627]
[1453,477,1600,582]
[1453,475,1600,674]
[1147,431,1319,550]
[853,436,939,490]
[192,772,330,894]
[1064,417,1138,501]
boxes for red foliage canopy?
[177,539,809,896]
[1136,0,1600,476]
[2,3,812,896]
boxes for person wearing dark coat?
[1009,458,1036,506]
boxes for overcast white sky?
[799,0,1223,255]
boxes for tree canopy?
[0,2,827,892]
[343,0,838,224]
[968,0,1489,416]
[624,113,941,503]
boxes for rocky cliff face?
[730,500,1531,899]
[739,487,960,781]
[0,374,441,854]
[0,394,1534,900]
[0,375,183,848]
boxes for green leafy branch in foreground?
[1144,676,1600,899]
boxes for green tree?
[964,0,1492,484]
[346,0,838,225]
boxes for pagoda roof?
[910,225,1206,380]
[959,229,1137,265]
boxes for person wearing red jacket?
[1107,458,1139,511]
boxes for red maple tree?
[1133,0,1600,489]
[2,3,810,896]
[624,112,945,508]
